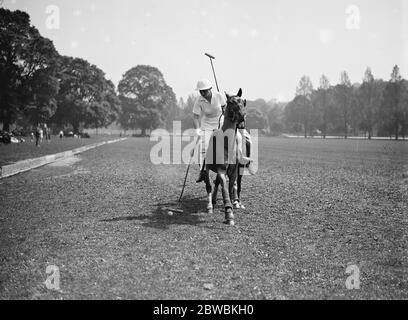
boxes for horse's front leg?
[204,168,213,214]
[212,174,220,209]
[218,170,234,226]
[236,173,245,209]
[229,166,240,210]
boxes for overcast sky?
[3,0,408,102]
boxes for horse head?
[224,88,247,126]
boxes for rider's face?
[200,89,212,100]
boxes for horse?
[203,88,250,226]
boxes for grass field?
[0,137,407,299]
[0,135,121,166]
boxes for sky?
[2,0,408,102]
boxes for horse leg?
[204,169,213,214]
[229,166,240,210]
[218,171,234,226]
[236,173,245,209]
[232,180,240,209]
[212,174,220,208]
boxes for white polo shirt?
[193,92,226,130]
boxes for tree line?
[2,9,407,140]
[0,9,178,136]
[284,66,408,140]
[168,66,408,141]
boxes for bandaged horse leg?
[212,175,220,208]
[235,173,245,209]
[218,171,234,225]
[204,168,213,214]
[232,180,241,209]
[228,167,240,210]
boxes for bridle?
[218,96,245,130]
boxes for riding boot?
[196,161,207,183]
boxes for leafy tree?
[356,68,386,139]
[0,8,59,130]
[246,108,267,130]
[284,95,307,134]
[312,75,332,138]
[180,94,197,130]
[334,71,353,138]
[267,103,285,135]
[117,65,177,135]
[379,65,406,140]
[295,75,314,137]
[84,79,121,132]
[51,56,119,133]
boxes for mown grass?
[0,135,121,166]
[0,137,407,299]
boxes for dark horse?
[203,88,249,226]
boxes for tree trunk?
[344,121,348,139]
[2,121,10,132]
[73,122,79,134]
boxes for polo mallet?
[205,53,220,92]
[178,135,201,202]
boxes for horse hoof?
[233,201,241,209]
[240,204,246,210]
[207,208,213,214]
[224,219,235,226]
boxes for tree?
[117,65,177,136]
[0,8,59,130]
[356,68,386,139]
[284,95,306,134]
[51,56,119,133]
[246,108,267,130]
[180,94,197,130]
[295,75,314,137]
[267,103,285,135]
[334,71,353,138]
[379,65,405,140]
[312,75,331,138]
[84,79,121,133]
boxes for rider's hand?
[195,128,203,137]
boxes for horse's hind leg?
[219,171,234,226]
[212,174,220,208]
[204,169,213,214]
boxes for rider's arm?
[193,114,200,130]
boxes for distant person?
[30,132,34,143]
[44,124,51,143]
[59,130,64,140]
[39,127,43,143]
[35,125,41,147]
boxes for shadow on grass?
[100,196,219,230]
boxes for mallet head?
[205,53,215,60]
